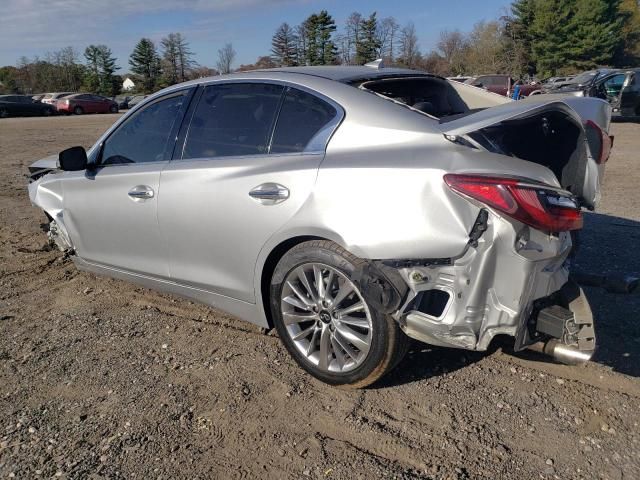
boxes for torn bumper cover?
[375,209,596,361]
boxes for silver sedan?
[28,65,612,387]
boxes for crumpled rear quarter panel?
[397,210,572,351]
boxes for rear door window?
[271,88,338,154]
[182,83,284,159]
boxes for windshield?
[568,71,598,85]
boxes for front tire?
[73,106,83,115]
[270,240,409,388]
[0,107,8,118]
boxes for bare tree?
[339,12,362,64]
[377,17,399,61]
[398,22,420,68]
[216,43,236,74]
[162,33,196,84]
[295,24,308,65]
[437,29,467,75]
[462,21,508,75]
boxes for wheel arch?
[259,235,325,329]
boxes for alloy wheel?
[280,262,373,373]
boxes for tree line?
[260,1,640,77]
[0,33,211,96]
[2,0,639,95]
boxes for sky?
[0,0,512,70]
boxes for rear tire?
[0,107,8,118]
[270,240,409,388]
[42,108,52,117]
[73,106,83,115]
[109,104,118,113]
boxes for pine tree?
[509,0,536,75]
[83,45,100,93]
[355,12,381,64]
[299,11,337,65]
[96,45,117,95]
[84,45,118,95]
[302,14,320,65]
[616,0,640,66]
[129,38,161,93]
[566,0,625,70]
[529,0,574,76]
[316,10,338,64]
[271,23,298,66]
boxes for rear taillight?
[444,174,583,232]
[584,120,612,164]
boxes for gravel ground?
[1,114,639,480]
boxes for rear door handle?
[249,183,290,205]
[128,185,154,200]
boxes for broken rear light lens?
[584,120,611,164]
[444,174,583,232]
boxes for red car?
[56,94,119,115]
[464,75,541,98]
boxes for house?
[122,77,135,91]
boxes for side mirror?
[58,146,87,171]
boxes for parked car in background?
[544,69,614,93]
[126,94,148,109]
[464,75,541,98]
[542,76,575,88]
[0,95,56,118]
[31,93,46,102]
[593,69,639,120]
[447,76,473,83]
[29,66,611,387]
[113,95,131,109]
[41,92,75,105]
[56,94,119,115]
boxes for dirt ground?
[1,114,639,480]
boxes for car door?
[158,82,342,303]
[60,89,193,277]
[96,95,110,112]
[599,73,626,103]
[88,95,101,112]
[18,96,38,115]
[619,72,639,115]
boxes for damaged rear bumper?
[378,209,596,361]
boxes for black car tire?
[73,106,84,115]
[42,108,52,117]
[109,105,118,113]
[0,107,8,118]
[270,240,410,388]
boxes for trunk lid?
[439,96,611,209]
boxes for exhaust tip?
[528,339,594,365]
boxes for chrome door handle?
[128,185,154,200]
[249,183,289,205]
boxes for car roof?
[252,65,430,82]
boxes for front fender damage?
[28,175,73,252]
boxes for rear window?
[271,88,337,154]
[356,76,469,119]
